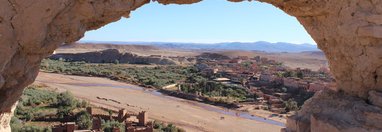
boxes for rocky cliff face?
[1,0,382,131]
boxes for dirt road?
[35,72,283,132]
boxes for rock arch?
[1,0,382,131]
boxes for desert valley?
[3,1,382,132]
[11,42,333,132]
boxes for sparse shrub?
[163,124,178,132]
[76,111,92,130]
[77,100,89,108]
[296,71,304,79]
[284,99,299,112]
[56,91,76,107]
[153,121,185,132]
[57,106,72,118]
[56,91,77,118]
[101,119,125,132]
[282,71,293,78]
[153,120,164,130]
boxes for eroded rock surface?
[287,90,382,132]
[262,0,382,98]
[0,102,17,132]
[1,0,382,131]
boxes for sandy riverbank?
[34,72,283,132]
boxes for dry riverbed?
[34,72,283,132]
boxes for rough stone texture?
[1,0,382,131]
[369,90,382,108]
[287,90,382,132]
[0,102,17,132]
[261,0,382,99]
[0,75,4,89]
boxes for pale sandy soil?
[218,50,327,71]
[34,72,283,132]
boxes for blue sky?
[80,1,315,44]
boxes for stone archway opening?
[1,0,382,131]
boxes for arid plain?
[35,72,283,132]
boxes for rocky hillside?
[50,49,195,65]
[196,53,231,61]
[57,43,199,57]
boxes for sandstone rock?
[366,15,382,25]
[287,90,382,132]
[285,115,310,132]
[0,102,17,132]
[0,0,382,132]
[0,75,4,88]
[358,26,382,38]
[261,0,382,99]
[310,115,369,132]
[363,111,382,130]
[368,90,382,108]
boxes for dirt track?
[34,72,282,132]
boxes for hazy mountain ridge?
[79,41,319,53]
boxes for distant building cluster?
[196,54,335,113]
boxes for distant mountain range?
[79,41,319,53]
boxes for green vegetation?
[41,59,254,104]
[12,84,187,131]
[41,59,190,88]
[76,111,92,130]
[284,99,299,112]
[153,121,185,132]
[180,70,253,102]
[15,86,59,122]
[180,81,250,102]
[99,118,185,132]
[296,71,304,79]
[282,71,294,78]
[56,91,77,118]
[10,117,52,132]
[12,85,89,131]
[101,119,125,132]
[21,86,58,107]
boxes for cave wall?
[1,0,382,131]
